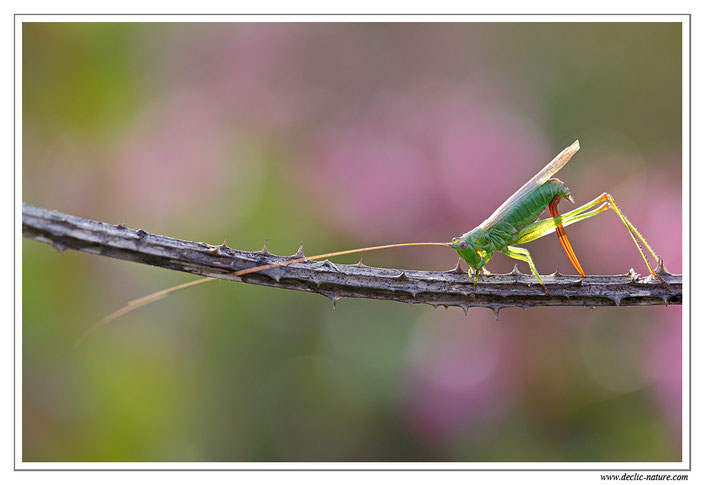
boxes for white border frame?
[14,13,691,472]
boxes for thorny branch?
[22,204,681,316]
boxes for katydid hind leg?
[548,196,586,277]
[599,193,663,282]
[517,192,664,283]
[585,193,663,282]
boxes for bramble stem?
[22,203,681,314]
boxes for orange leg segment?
[548,196,586,277]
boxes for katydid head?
[451,228,493,270]
[450,237,468,251]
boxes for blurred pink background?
[23,22,682,462]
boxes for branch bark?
[22,203,681,314]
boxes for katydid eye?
[458,241,467,250]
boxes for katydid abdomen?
[482,178,572,248]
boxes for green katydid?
[81,140,664,344]
[449,139,663,288]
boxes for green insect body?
[451,179,572,286]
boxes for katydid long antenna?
[75,241,452,347]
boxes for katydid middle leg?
[501,245,547,293]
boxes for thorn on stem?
[446,258,465,274]
[206,245,223,255]
[260,268,283,283]
[258,240,271,255]
[52,241,68,254]
[319,291,341,308]
[319,260,340,272]
[292,241,305,259]
[488,305,502,320]
[655,257,672,276]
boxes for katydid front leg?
[469,252,493,287]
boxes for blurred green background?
[22,22,683,462]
